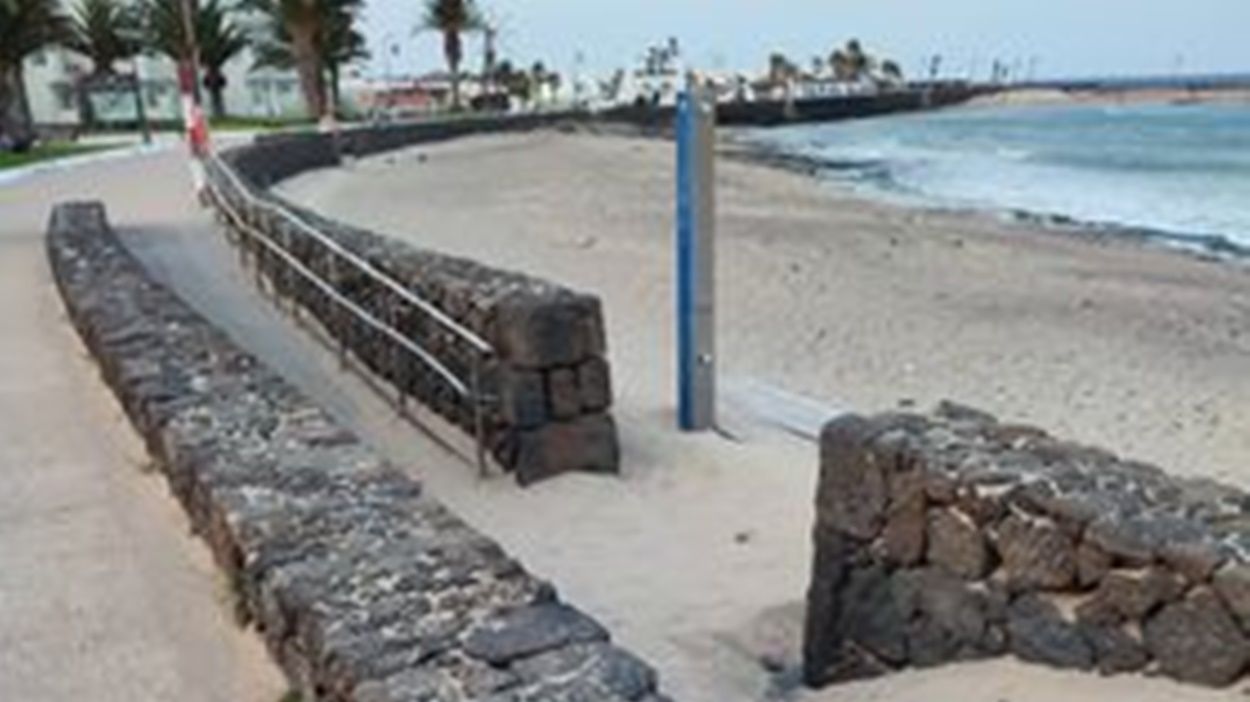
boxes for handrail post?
[472,353,487,478]
[390,296,407,414]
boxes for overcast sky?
[361,0,1248,81]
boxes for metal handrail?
[206,154,494,355]
[201,156,492,475]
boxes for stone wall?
[207,116,617,485]
[804,402,1250,689]
[47,201,670,702]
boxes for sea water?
[743,101,1250,254]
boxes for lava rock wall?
[208,117,618,485]
[805,402,1250,688]
[47,201,668,702]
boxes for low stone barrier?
[804,402,1250,689]
[207,116,617,485]
[47,201,669,702]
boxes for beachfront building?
[21,44,307,130]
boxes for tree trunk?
[290,27,325,119]
[444,30,462,111]
[327,62,340,117]
[0,64,36,147]
[205,71,227,119]
[77,80,96,130]
[209,87,225,120]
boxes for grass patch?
[0,142,117,171]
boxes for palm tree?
[830,39,893,85]
[844,39,870,80]
[829,49,851,81]
[767,52,797,85]
[320,7,366,111]
[250,0,365,115]
[243,0,360,118]
[0,0,69,146]
[880,59,903,86]
[142,0,247,118]
[420,0,481,111]
[67,0,138,75]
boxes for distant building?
[22,45,306,127]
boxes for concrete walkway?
[0,152,285,701]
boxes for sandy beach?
[274,129,1250,701]
[971,86,1250,108]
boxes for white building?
[22,44,307,127]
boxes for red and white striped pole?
[177,0,210,199]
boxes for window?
[53,83,75,111]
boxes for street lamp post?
[175,0,211,194]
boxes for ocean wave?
[743,102,1250,255]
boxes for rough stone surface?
[881,472,926,566]
[1213,564,1250,630]
[1077,622,1149,675]
[1075,541,1112,588]
[1007,594,1093,671]
[46,202,667,702]
[816,416,889,541]
[576,357,612,412]
[1143,587,1249,687]
[513,415,619,486]
[207,126,618,485]
[995,512,1076,591]
[804,404,1250,690]
[546,368,581,421]
[1093,568,1186,620]
[927,508,991,580]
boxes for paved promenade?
[0,151,284,701]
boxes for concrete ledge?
[804,402,1250,689]
[209,117,618,485]
[47,201,669,702]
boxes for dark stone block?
[1077,622,1148,675]
[500,369,548,430]
[802,527,851,687]
[512,642,657,700]
[546,368,581,421]
[1143,587,1250,687]
[1075,541,1112,589]
[577,357,612,412]
[995,513,1077,591]
[463,603,608,665]
[837,565,907,666]
[514,414,619,485]
[1161,542,1224,585]
[881,471,926,566]
[1090,567,1186,621]
[927,507,992,580]
[1007,594,1094,671]
[496,295,603,368]
[817,415,889,540]
[1213,564,1250,630]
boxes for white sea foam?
[745,102,1250,252]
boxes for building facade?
[23,45,307,126]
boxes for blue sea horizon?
[743,100,1250,257]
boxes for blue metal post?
[676,90,695,429]
[675,79,715,431]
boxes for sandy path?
[0,152,285,701]
[271,129,1250,701]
